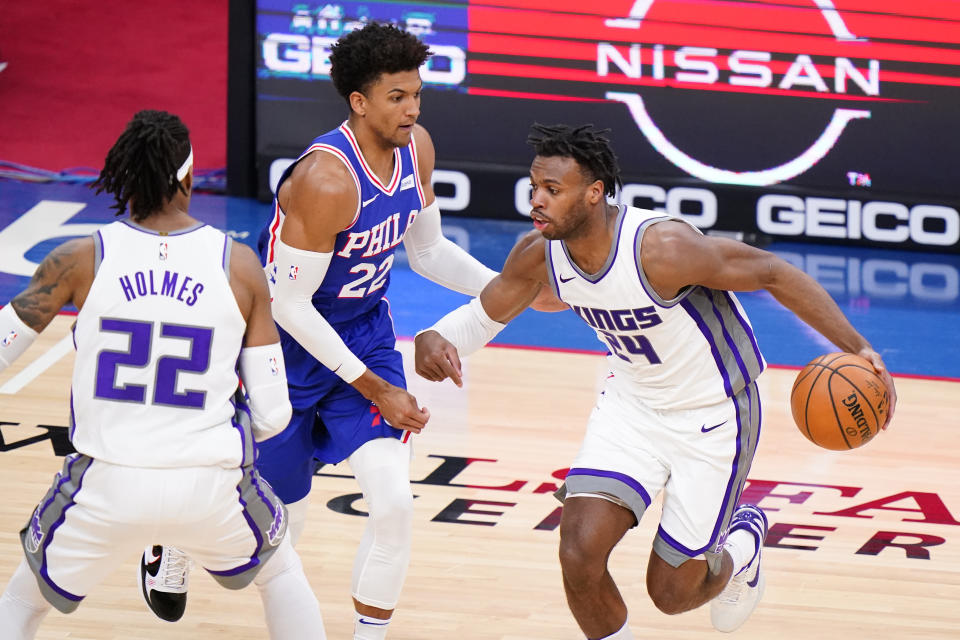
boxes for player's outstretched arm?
[231,242,281,349]
[0,237,93,374]
[415,231,549,386]
[230,242,291,441]
[272,155,429,434]
[641,221,896,428]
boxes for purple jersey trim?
[632,216,694,309]
[721,291,765,372]
[121,220,205,236]
[208,483,265,577]
[656,384,754,557]
[229,395,253,468]
[93,230,104,274]
[679,297,734,397]
[39,456,91,602]
[544,241,561,301]
[68,393,76,440]
[566,467,652,506]
[560,205,626,284]
[708,294,751,383]
[222,235,232,278]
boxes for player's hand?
[857,348,896,430]
[415,330,463,387]
[371,383,430,434]
[529,284,568,312]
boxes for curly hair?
[527,123,623,198]
[91,110,191,221]
[329,22,430,102]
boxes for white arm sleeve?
[403,200,497,296]
[0,305,38,374]
[239,343,292,442]
[424,297,506,358]
[271,239,367,383]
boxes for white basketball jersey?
[71,220,252,468]
[545,206,765,410]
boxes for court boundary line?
[0,333,73,394]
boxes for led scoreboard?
[251,1,960,252]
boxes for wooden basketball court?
[1,315,958,639]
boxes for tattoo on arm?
[10,244,78,332]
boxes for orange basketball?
[790,352,889,451]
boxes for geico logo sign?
[262,34,465,85]
[619,184,716,228]
[758,195,960,247]
[776,252,959,303]
[514,179,716,228]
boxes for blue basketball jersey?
[258,122,427,327]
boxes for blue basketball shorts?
[255,300,409,504]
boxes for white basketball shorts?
[558,374,762,573]
[19,455,286,613]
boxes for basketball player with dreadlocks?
[414,123,897,638]
[0,110,326,639]
[142,23,561,639]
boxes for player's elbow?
[270,295,296,333]
[239,342,292,442]
[404,245,425,275]
[761,253,796,291]
[252,398,292,442]
[402,236,435,276]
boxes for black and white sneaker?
[139,545,191,622]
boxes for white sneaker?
[710,504,768,633]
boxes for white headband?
[176,146,194,182]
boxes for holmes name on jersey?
[118,269,205,306]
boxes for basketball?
[790,353,889,451]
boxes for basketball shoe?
[139,545,191,622]
[710,504,768,633]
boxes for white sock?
[596,618,634,639]
[354,610,391,640]
[256,536,327,639]
[725,528,759,575]
[0,559,52,640]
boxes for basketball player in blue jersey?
[142,23,561,639]
[0,110,325,638]
[414,124,898,639]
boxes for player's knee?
[645,559,696,615]
[254,535,300,587]
[368,489,413,538]
[646,581,689,615]
[371,485,413,519]
[558,532,607,585]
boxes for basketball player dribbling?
[414,124,898,637]
[0,110,325,639]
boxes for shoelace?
[716,572,750,605]
[160,551,191,590]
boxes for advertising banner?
[253,1,960,252]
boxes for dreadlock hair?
[527,123,623,198]
[91,110,192,221]
[329,22,430,103]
